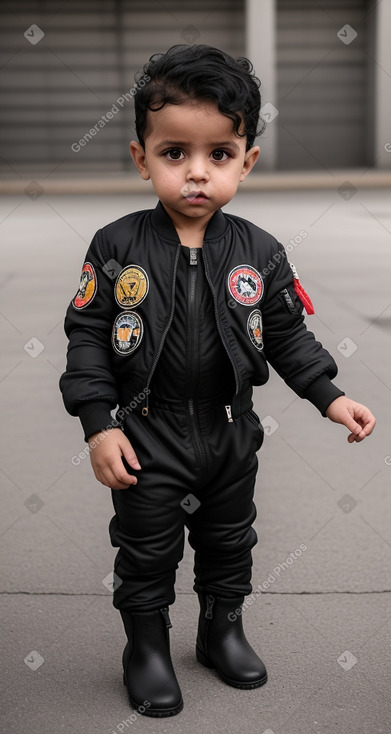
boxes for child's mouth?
[187,194,208,204]
[180,181,208,203]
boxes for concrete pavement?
[1,188,390,733]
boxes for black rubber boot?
[196,593,267,689]
[120,607,183,717]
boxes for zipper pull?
[205,595,215,619]
[189,247,198,266]
[225,405,233,423]
[142,390,150,416]
[160,607,172,629]
[290,262,315,315]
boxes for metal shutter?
[0,0,244,175]
[276,0,372,169]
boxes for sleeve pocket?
[278,285,303,315]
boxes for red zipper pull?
[290,263,315,315]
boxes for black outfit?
[59,201,344,611]
[109,244,261,609]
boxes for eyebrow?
[153,140,241,152]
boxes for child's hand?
[88,428,141,489]
[325,397,376,443]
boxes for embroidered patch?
[228,265,263,306]
[73,262,97,309]
[112,311,143,355]
[114,265,149,309]
[247,309,263,351]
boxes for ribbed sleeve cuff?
[303,374,345,416]
[77,401,117,442]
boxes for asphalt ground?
[1,188,390,734]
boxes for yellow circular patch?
[114,265,149,309]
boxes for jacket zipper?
[187,247,207,474]
[142,245,181,415]
[201,248,240,422]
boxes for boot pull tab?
[160,607,172,629]
[205,595,215,619]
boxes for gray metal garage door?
[0,0,244,176]
[276,0,373,170]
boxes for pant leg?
[109,407,194,612]
[186,406,264,598]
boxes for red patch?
[228,265,264,306]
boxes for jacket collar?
[150,200,228,244]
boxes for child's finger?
[97,467,130,489]
[347,409,376,442]
[347,424,371,443]
[347,430,363,443]
[106,460,138,488]
[123,449,141,471]
[116,464,138,486]
[119,437,142,471]
[342,411,362,438]
[358,411,376,436]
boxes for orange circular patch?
[73,262,97,309]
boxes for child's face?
[130,100,259,226]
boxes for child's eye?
[165,149,184,160]
[212,149,229,161]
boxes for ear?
[239,146,260,181]
[129,141,150,180]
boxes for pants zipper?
[205,594,215,619]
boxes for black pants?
[109,398,264,611]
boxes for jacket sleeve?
[59,228,119,441]
[261,240,345,415]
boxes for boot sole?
[196,645,268,690]
[123,672,184,717]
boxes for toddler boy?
[60,44,375,718]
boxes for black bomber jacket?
[59,201,344,442]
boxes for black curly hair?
[134,44,265,151]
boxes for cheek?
[158,168,183,192]
[216,168,241,189]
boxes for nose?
[186,155,210,183]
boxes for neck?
[177,232,204,248]
[161,203,215,247]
